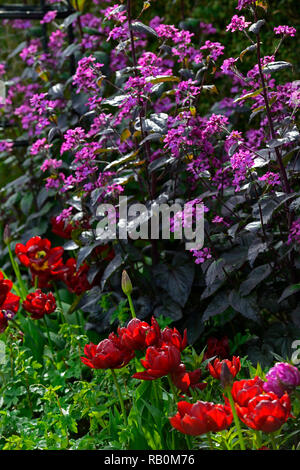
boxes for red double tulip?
[93,244,115,262]
[231,376,264,407]
[51,217,76,239]
[0,272,20,316]
[54,258,91,295]
[171,367,207,394]
[22,290,56,320]
[235,391,292,433]
[15,237,64,288]
[170,400,233,436]
[132,343,183,380]
[0,312,8,333]
[161,326,188,351]
[81,333,134,369]
[118,317,162,351]
[208,356,241,380]
[204,336,229,360]
[118,318,151,351]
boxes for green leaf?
[234,88,264,103]
[146,75,180,84]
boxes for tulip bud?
[121,270,132,296]
[220,361,234,389]
[3,224,11,245]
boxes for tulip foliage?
[0,0,299,452]
[0,240,299,450]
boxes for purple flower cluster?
[236,0,256,11]
[274,25,296,37]
[287,218,300,245]
[230,149,254,191]
[72,56,104,93]
[258,172,281,187]
[190,247,212,264]
[40,10,57,25]
[226,15,251,32]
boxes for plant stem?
[270,433,277,450]
[254,10,290,197]
[52,282,65,324]
[7,244,27,301]
[185,434,192,450]
[226,387,246,450]
[127,293,136,318]
[255,430,262,450]
[167,375,178,400]
[111,369,127,426]
[43,317,55,364]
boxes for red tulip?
[144,316,161,347]
[171,367,207,394]
[161,326,188,351]
[170,400,233,436]
[132,343,183,380]
[15,236,64,288]
[93,244,115,262]
[231,376,265,407]
[208,356,241,380]
[0,272,20,316]
[0,312,8,333]
[53,258,91,295]
[22,290,56,320]
[51,217,76,239]
[118,318,151,351]
[235,391,292,433]
[204,336,229,360]
[81,333,134,369]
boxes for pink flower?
[190,247,212,264]
[226,15,251,32]
[258,172,281,187]
[236,0,256,10]
[40,10,57,25]
[274,25,296,37]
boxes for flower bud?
[3,224,11,245]
[220,361,234,389]
[121,270,132,296]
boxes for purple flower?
[199,22,216,35]
[287,218,300,244]
[274,25,296,37]
[30,138,51,156]
[200,40,225,61]
[236,0,256,11]
[263,362,300,397]
[72,56,104,93]
[0,63,5,77]
[40,10,57,25]
[190,247,212,264]
[0,141,13,153]
[258,172,281,187]
[41,158,62,172]
[221,57,237,75]
[226,15,251,32]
